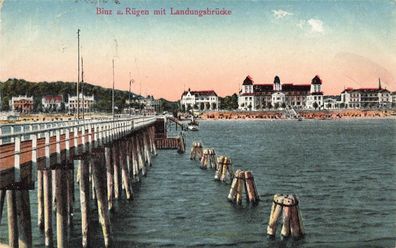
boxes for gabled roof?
[311,75,322,85]
[182,90,218,97]
[242,75,254,85]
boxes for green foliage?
[219,93,238,110]
[159,98,178,113]
[0,78,139,112]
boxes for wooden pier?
[154,117,185,152]
[0,116,163,248]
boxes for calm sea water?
[1,119,395,247]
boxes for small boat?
[187,117,199,131]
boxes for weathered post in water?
[43,169,53,247]
[91,148,112,248]
[105,146,114,211]
[55,167,67,248]
[7,190,18,248]
[76,155,90,248]
[15,189,33,248]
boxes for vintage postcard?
[0,0,395,247]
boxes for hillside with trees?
[0,78,140,112]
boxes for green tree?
[313,102,318,110]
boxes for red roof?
[342,87,389,93]
[182,90,217,97]
[43,95,63,103]
[282,84,310,92]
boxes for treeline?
[0,78,140,112]
[219,93,238,110]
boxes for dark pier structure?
[0,116,175,248]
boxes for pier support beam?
[37,170,44,229]
[43,169,53,247]
[76,157,90,248]
[7,190,18,248]
[55,168,67,248]
[91,149,112,248]
[0,189,5,224]
[66,164,74,227]
[105,146,114,211]
[15,190,33,248]
[120,140,132,200]
[112,142,120,200]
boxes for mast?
[77,29,80,120]
[129,72,132,115]
[112,59,115,120]
[81,57,85,120]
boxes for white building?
[9,95,34,113]
[340,80,391,108]
[305,76,324,109]
[392,91,396,107]
[42,95,63,111]
[67,93,95,112]
[180,89,219,111]
[238,75,323,110]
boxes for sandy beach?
[200,109,396,120]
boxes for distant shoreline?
[200,109,396,121]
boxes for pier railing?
[0,116,157,188]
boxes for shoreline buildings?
[340,80,392,108]
[67,93,95,112]
[238,75,323,110]
[180,89,219,111]
[42,95,64,111]
[9,95,34,113]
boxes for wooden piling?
[0,189,5,224]
[51,170,56,211]
[43,169,53,247]
[112,142,120,199]
[105,146,114,211]
[91,149,112,248]
[120,140,132,200]
[267,194,284,237]
[76,157,90,248]
[37,170,44,229]
[55,168,67,248]
[135,136,145,176]
[131,138,139,182]
[15,190,32,248]
[66,165,74,227]
[7,190,18,248]
[281,196,293,238]
[235,172,244,205]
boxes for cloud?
[0,0,4,34]
[307,18,324,33]
[297,20,305,29]
[272,9,292,19]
